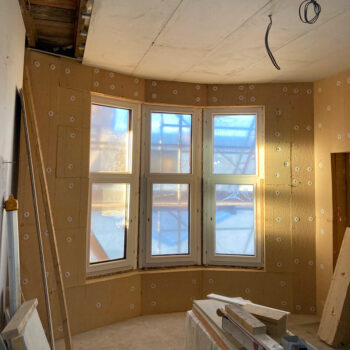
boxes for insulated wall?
[18,49,316,338]
[314,69,350,315]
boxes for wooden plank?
[30,4,75,23]
[2,299,50,350]
[74,0,90,58]
[225,304,267,335]
[243,304,287,324]
[221,310,283,350]
[193,300,241,350]
[243,304,287,338]
[35,19,74,39]
[192,307,232,350]
[207,294,290,316]
[23,67,73,350]
[1,299,38,340]
[318,227,350,346]
[29,0,78,10]
[18,0,37,46]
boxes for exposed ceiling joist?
[18,0,37,47]
[29,0,78,10]
[17,0,93,58]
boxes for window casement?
[203,107,264,267]
[87,96,141,276]
[139,105,202,267]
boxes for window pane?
[90,183,129,263]
[151,184,189,255]
[150,113,192,173]
[213,115,256,174]
[90,104,131,173]
[215,184,255,255]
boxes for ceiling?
[83,0,350,84]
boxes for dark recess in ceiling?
[18,0,93,58]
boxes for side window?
[203,108,264,267]
[87,97,140,275]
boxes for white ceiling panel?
[84,0,350,83]
[83,0,183,73]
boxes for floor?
[56,312,350,350]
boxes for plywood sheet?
[141,270,202,315]
[145,79,206,106]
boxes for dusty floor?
[56,312,350,350]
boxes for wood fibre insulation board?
[18,49,317,338]
[202,270,293,312]
[144,80,207,106]
[141,269,202,315]
[314,68,350,314]
[318,228,350,346]
[90,68,145,102]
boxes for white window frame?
[139,104,202,267]
[203,107,265,267]
[86,95,141,276]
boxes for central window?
[87,100,264,273]
[139,106,201,267]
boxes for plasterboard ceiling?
[83,0,350,84]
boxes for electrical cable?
[265,15,280,70]
[299,0,321,24]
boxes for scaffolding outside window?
[139,105,202,267]
[87,100,264,272]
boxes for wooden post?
[20,90,55,350]
[22,68,73,350]
[318,227,350,346]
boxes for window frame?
[203,107,265,267]
[139,104,202,267]
[86,95,141,276]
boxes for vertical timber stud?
[22,67,73,350]
[20,93,55,350]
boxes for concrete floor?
[56,312,350,350]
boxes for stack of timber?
[189,295,317,350]
[318,227,350,347]
[209,294,289,339]
[191,298,285,350]
[218,304,284,350]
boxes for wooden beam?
[18,0,37,46]
[1,299,38,340]
[192,308,232,350]
[23,67,73,350]
[243,303,287,338]
[74,0,92,58]
[318,227,350,346]
[30,4,75,23]
[29,0,77,10]
[1,299,50,350]
[224,304,267,335]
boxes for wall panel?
[314,69,350,314]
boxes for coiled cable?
[265,15,280,70]
[299,0,321,24]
